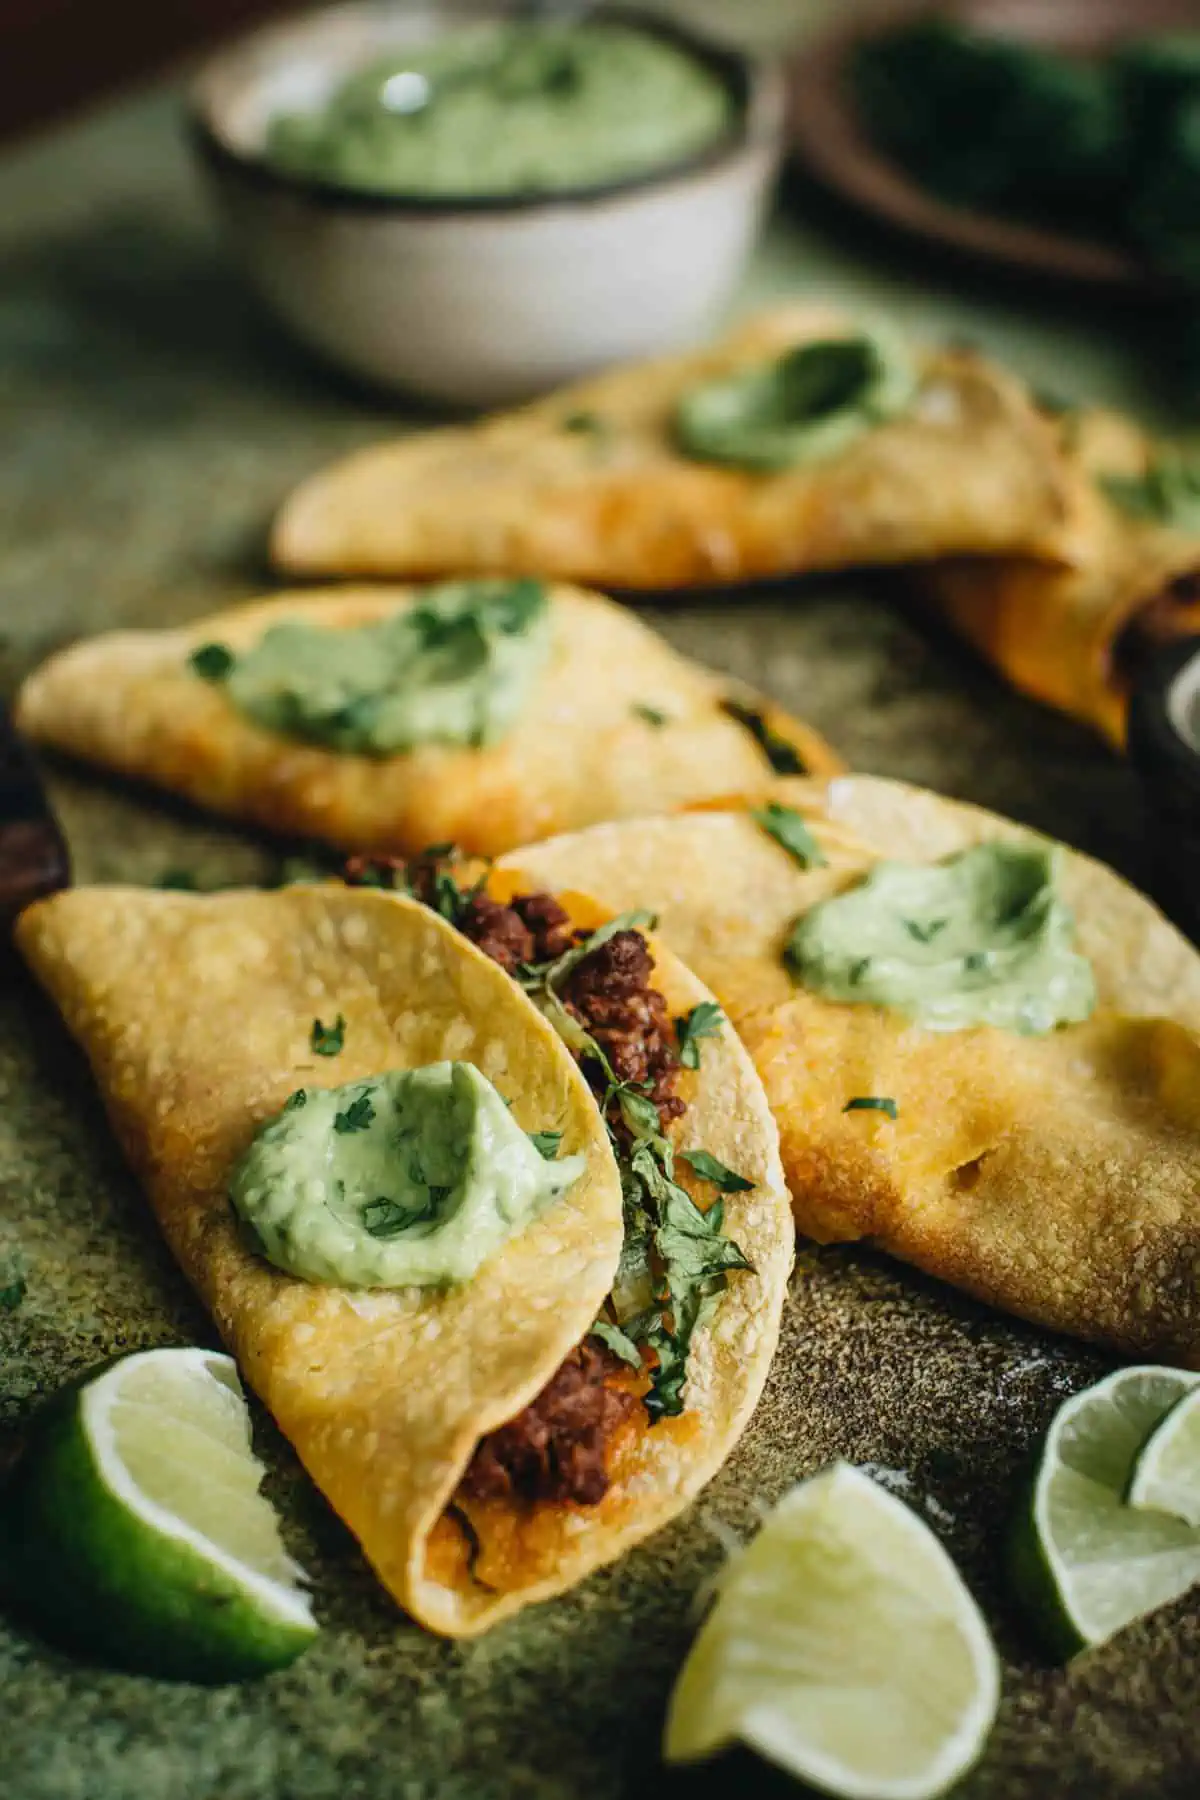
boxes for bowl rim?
[1128,635,1200,798]
[188,2,783,217]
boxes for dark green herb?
[903,917,947,943]
[562,410,607,436]
[189,642,235,682]
[0,1272,26,1311]
[721,699,807,776]
[752,801,828,870]
[849,957,872,985]
[360,1196,430,1239]
[964,951,991,973]
[678,1147,755,1193]
[283,1088,308,1112]
[334,1092,376,1134]
[843,1096,899,1120]
[1101,451,1200,531]
[589,1315,643,1367]
[633,703,669,728]
[310,1014,346,1057]
[529,1130,563,1160]
[675,1001,724,1071]
[155,868,201,891]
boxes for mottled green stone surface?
[2,9,1199,1798]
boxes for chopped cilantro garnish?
[903,917,947,943]
[360,1196,427,1239]
[155,868,200,891]
[562,410,606,435]
[843,1096,898,1120]
[189,642,235,682]
[633,703,669,728]
[334,1092,375,1134]
[310,1015,346,1057]
[0,1272,26,1311]
[722,699,807,776]
[678,1147,754,1193]
[675,1001,724,1071]
[529,1129,563,1160]
[1101,452,1200,532]
[752,801,827,870]
[589,1316,643,1367]
[282,1088,308,1112]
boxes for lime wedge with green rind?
[1010,1364,1200,1657]
[664,1462,1000,1800]
[0,1346,317,1682]
[1128,1382,1200,1527]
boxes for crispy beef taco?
[499,775,1200,1366]
[16,876,792,1636]
[920,409,1200,748]
[14,579,839,858]
[271,305,1067,591]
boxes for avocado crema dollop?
[230,1062,585,1289]
[674,332,918,472]
[786,842,1097,1035]
[264,22,735,199]
[191,578,549,757]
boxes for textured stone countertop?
[2,19,1198,1800]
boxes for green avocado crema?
[674,332,918,472]
[263,23,735,199]
[786,843,1097,1035]
[230,1062,585,1289]
[191,579,549,757]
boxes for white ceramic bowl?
[190,3,784,407]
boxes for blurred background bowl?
[190,2,784,409]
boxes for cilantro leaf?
[360,1197,427,1239]
[310,1014,346,1057]
[283,1088,308,1112]
[589,1316,643,1367]
[334,1092,375,1134]
[752,801,827,870]
[903,917,947,943]
[1101,452,1200,531]
[722,699,807,776]
[155,868,200,891]
[529,1129,563,1160]
[633,703,669,728]
[678,1147,754,1193]
[675,1001,724,1070]
[189,642,235,682]
[562,410,607,436]
[0,1272,26,1311]
[843,1096,898,1119]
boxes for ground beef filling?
[343,856,686,1507]
[458,1343,641,1506]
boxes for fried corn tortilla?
[271,305,1067,590]
[921,409,1200,748]
[14,582,839,857]
[500,775,1200,1365]
[16,882,793,1635]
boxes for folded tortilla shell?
[501,775,1200,1366]
[921,410,1200,748]
[271,305,1067,590]
[17,882,793,1634]
[15,583,840,858]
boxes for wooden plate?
[788,0,1198,293]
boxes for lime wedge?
[1128,1382,1200,1527]
[1,1346,317,1682]
[1010,1365,1200,1657]
[664,1462,1000,1800]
